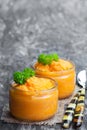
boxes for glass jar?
[32,59,76,99]
[9,77,58,121]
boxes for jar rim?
[31,58,75,74]
[10,76,58,93]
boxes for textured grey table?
[0,0,87,130]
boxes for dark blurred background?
[0,0,87,71]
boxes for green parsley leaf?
[13,71,25,84]
[38,53,59,65]
[13,68,35,84]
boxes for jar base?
[10,112,57,122]
[59,93,73,100]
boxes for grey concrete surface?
[0,0,87,130]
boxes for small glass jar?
[9,77,58,121]
[32,59,76,99]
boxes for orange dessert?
[9,68,58,121]
[33,53,76,99]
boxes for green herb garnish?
[13,72,25,84]
[13,68,35,84]
[38,53,59,65]
[23,68,35,81]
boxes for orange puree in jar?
[9,76,58,121]
[34,59,76,99]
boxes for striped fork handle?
[73,88,85,128]
[62,90,81,129]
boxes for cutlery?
[62,70,86,128]
[76,70,86,89]
[62,90,81,129]
[73,70,86,128]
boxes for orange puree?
[34,58,76,99]
[9,76,58,121]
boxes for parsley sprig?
[13,68,35,84]
[38,53,59,65]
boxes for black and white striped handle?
[73,88,85,128]
[62,90,81,129]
